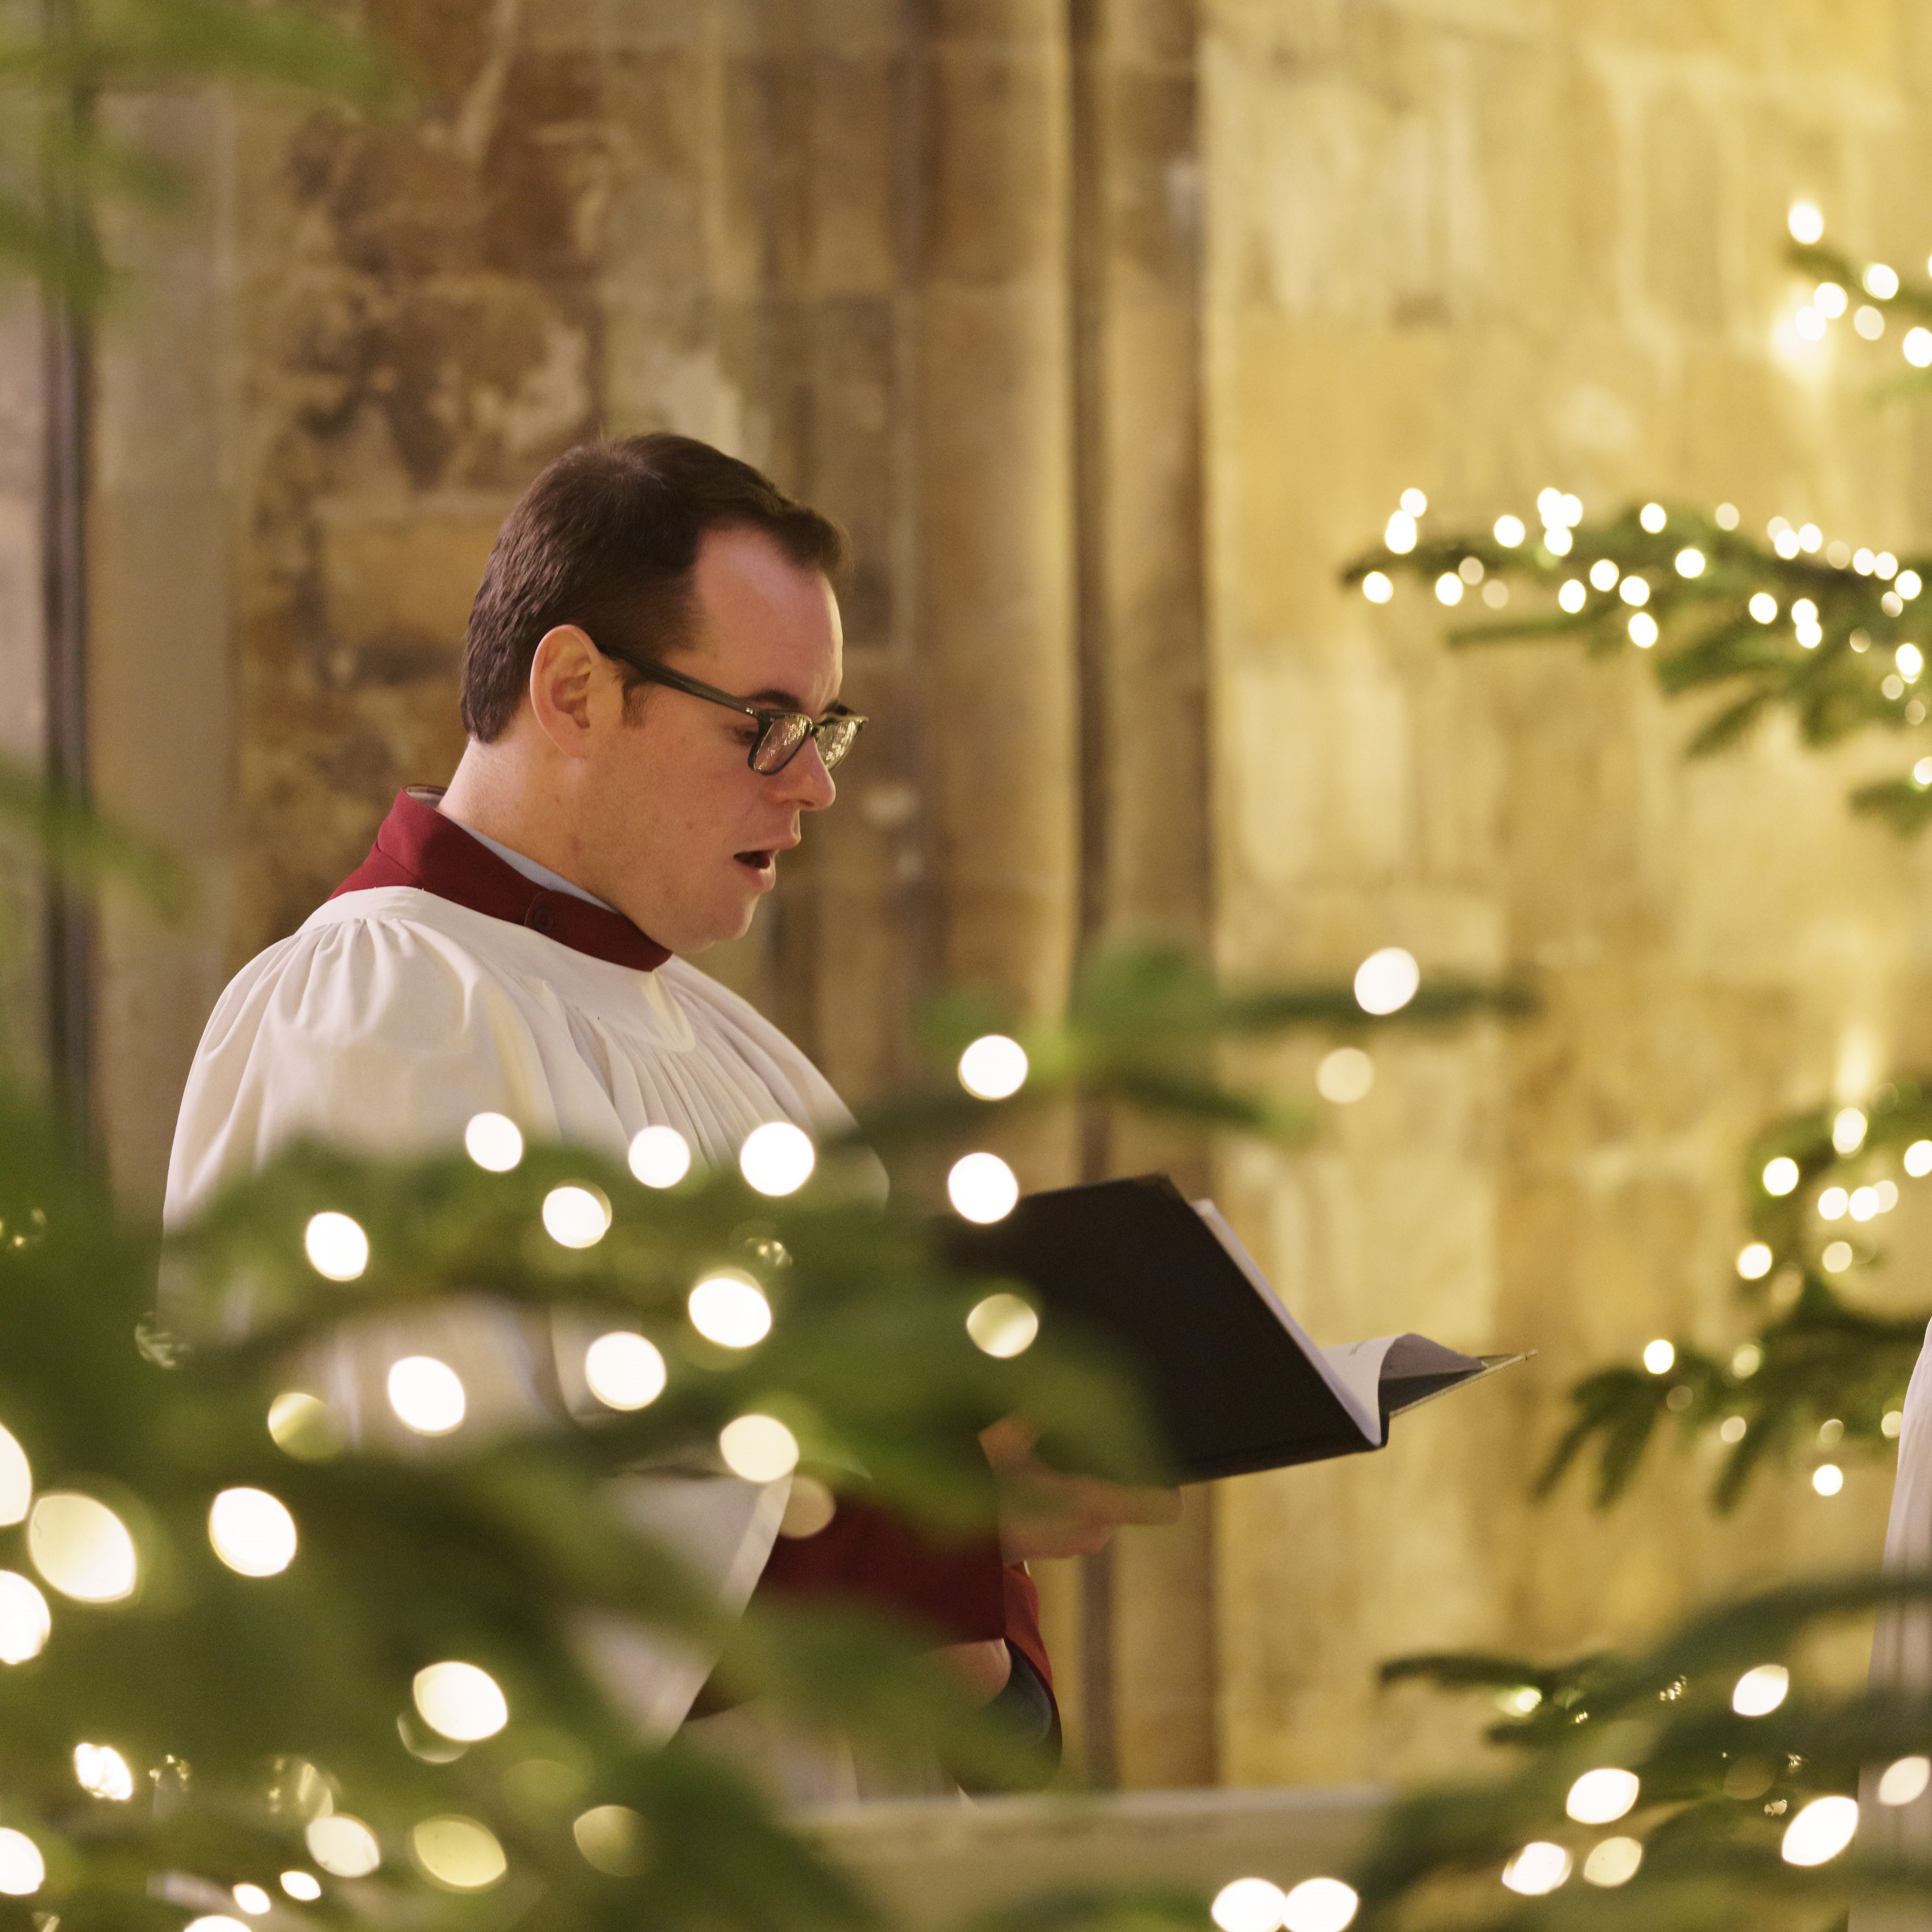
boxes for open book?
[949,1174,1528,1484]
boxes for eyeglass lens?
[752,714,860,775]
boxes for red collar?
[331,788,671,972]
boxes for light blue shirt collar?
[439,810,614,911]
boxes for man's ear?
[527,626,603,758]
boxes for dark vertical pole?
[42,0,94,1133]
[1068,0,1119,1789]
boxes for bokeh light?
[1642,1339,1674,1376]
[414,1661,509,1741]
[718,1415,801,1483]
[1781,1794,1858,1866]
[279,1873,322,1902]
[739,1121,816,1196]
[1736,1243,1772,1280]
[1879,1755,1931,1806]
[1813,1463,1844,1495]
[305,1815,381,1878]
[958,1034,1029,1100]
[584,1332,667,1411]
[1281,1877,1358,1932]
[1361,571,1393,604]
[628,1125,691,1189]
[688,1273,772,1349]
[1316,1047,1374,1104]
[0,1831,42,1897]
[268,1391,346,1462]
[0,1424,30,1525]
[463,1112,523,1172]
[209,1487,298,1577]
[1565,1768,1639,1824]
[1500,1842,1571,1895]
[1732,1663,1788,1716]
[967,1292,1039,1358]
[573,1804,649,1876]
[231,1884,272,1915]
[304,1211,368,1282]
[1582,1837,1643,1887]
[1832,1107,1867,1154]
[29,1492,138,1602]
[1761,1156,1799,1195]
[1353,947,1419,1015]
[74,1742,134,1800]
[388,1357,468,1436]
[1211,1877,1287,1932]
[0,1573,50,1663]
[410,1816,507,1891]
[948,1152,1020,1224]
[542,1184,611,1249]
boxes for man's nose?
[777,740,837,810]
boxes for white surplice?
[1854,1317,1932,1930]
[165,882,856,1737]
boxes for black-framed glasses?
[599,651,867,775]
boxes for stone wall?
[36,0,1932,1796]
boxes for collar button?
[528,903,555,933]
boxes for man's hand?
[980,1415,1182,1562]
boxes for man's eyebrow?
[748,686,845,716]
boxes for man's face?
[576,526,844,952]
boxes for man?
[166,434,1174,1795]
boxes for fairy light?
[1857,306,1887,338]
[1458,554,1484,583]
[1820,1418,1845,1444]
[1878,552,1899,578]
[1813,1463,1844,1495]
[1361,571,1393,603]
[74,1742,134,1801]
[1850,1186,1880,1221]
[1904,1138,1932,1175]
[1589,558,1619,590]
[1720,1415,1747,1444]
[1385,511,1418,553]
[688,1272,772,1348]
[1565,1769,1639,1825]
[583,1332,667,1411]
[305,1816,381,1879]
[1864,262,1900,299]
[958,1035,1029,1100]
[1628,612,1659,648]
[1814,282,1848,317]
[1619,576,1649,606]
[1736,1243,1772,1280]
[1855,549,1876,575]
[410,1816,506,1893]
[0,1831,45,1896]
[1800,523,1823,552]
[1904,570,1926,598]
[1674,547,1705,577]
[388,1357,466,1435]
[303,1211,368,1283]
[0,1425,28,1526]
[1639,503,1667,533]
[1211,1878,1288,1932]
[1884,1408,1905,1438]
[208,1487,298,1577]
[1435,572,1463,605]
[1544,525,1573,556]
[1820,1188,1848,1222]
[718,1414,801,1482]
[279,1873,322,1902]
[1833,1107,1867,1153]
[28,1493,138,1602]
[1879,1756,1931,1806]
[1788,202,1824,244]
[1316,1047,1374,1104]
[1905,327,1932,367]
[1558,580,1586,612]
[1400,488,1427,516]
[1732,1342,1763,1377]
[1643,1339,1675,1375]
[231,1886,272,1916]
[1762,1156,1799,1195]
[628,1125,692,1188]
[414,1661,509,1741]
[1494,514,1525,546]
[947,1152,1020,1224]
[1500,1842,1571,1896]
[1354,947,1419,1014]
[1582,1838,1642,1887]
[1822,1240,1853,1273]
[0,1573,51,1664]
[739,1121,815,1196]
[463,1112,523,1172]
[967,1292,1039,1358]
[1733,1663,1788,1715]
[1898,642,1924,680]
[1281,1879,1359,1932]
[1795,306,1827,341]
[542,1184,611,1250]
[1876,1179,1900,1211]
[1782,1795,1858,1867]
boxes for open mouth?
[734,850,776,876]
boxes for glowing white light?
[1458,555,1484,585]
[280,1873,322,1902]
[1619,575,1649,605]
[1878,1755,1931,1806]
[0,1426,30,1528]
[1736,1243,1773,1280]
[1884,1408,1905,1437]
[739,1121,815,1196]
[74,1741,133,1800]
[1800,524,1823,553]
[1902,570,1924,598]
[1582,1837,1643,1887]
[1821,1239,1853,1272]
[1918,764,1932,791]
[1385,512,1417,554]
[1637,505,1665,535]
[1795,306,1827,341]
[688,1273,772,1348]
[959,1035,1029,1101]
[209,1487,298,1577]
[1907,1140,1932,1176]
[1864,262,1900,299]
[1857,305,1887,339]
[719,1415,801,1483]
[1774,528,1802,558]
[967,1292,1039,1358]
[1782,1794,1858,1867]
[1877,1179,1900,1211]
[1628,612,1659,648]
[1813,1463,1844,1495]
[1900,643,1925,681]
[542,1184,611,1250]
[1907,327,1932,368]
[1643,1339,1675,1376]
[1856,550,1876,575]
[29,1492,137,1602]
[1589,558,1619,590]
[1558,580,1586,613]
[232,1884,273,1915]
[463,1112,523,1172]
[1400,488,1426,516]
[1732,1663,1789,1716]
[1815,282,1849,317]
[1879,552,1899,578]
[1789,202,1824,244]
[1280,1878,1358,1932]
[378,1354,466,1437]
[584,1332,666,1411]
[1714,501,1738,528]
[1850,1186,1880,1221]
[1211,1877,1288,1932]
[1674,547,1705,578]
[1435,572,1463,606]
[1833,1107,1868,1154]
[306,1814,381,1878]
[411,1816,507,1892]
[0,1572,50,1664]
[1544,527,1573,556]
[1565,1767,1639,1825]
[948,1151,1022,1228]
[780,1475,838,1537]
[1494,515,1525,546]
[1762,1156,1799,1195]
[1819,1185,1848,1219]
[0,1831,42,1897]
[574,1806,649,1876]
[1733,1342,1763,1378]
[1354,947,1419,1015]
[1316,1047,1374,1104]
[1361,571,1393,604]
[304,1211,368,1283]
[628,1125,692,1188]
[183,1918,249,1932]
[414,1661,508,1742]
[1720,1415,1747,1444]
[268,1390,345,1463]
[1500,1842,1572,1896]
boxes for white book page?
[1319,1336,1404,1422]
[1189,1200,1385,1447]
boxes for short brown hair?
[460,434,849,741]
